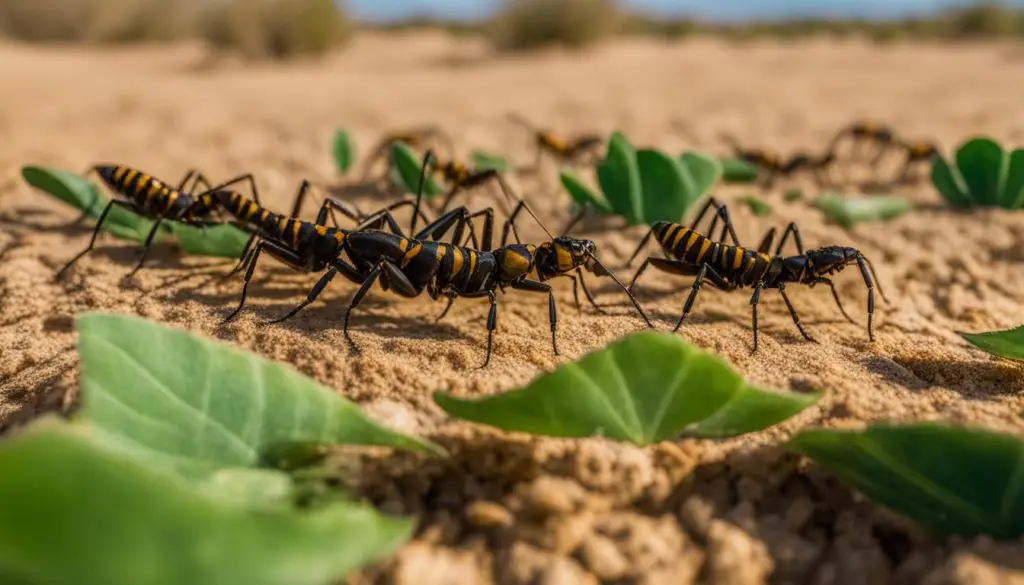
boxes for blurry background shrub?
[0,0,351,58]
[487,0,623,51]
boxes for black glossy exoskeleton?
[55,164,222,279]
[828,120,896,165]
[276,151,651,368]
[720,134,838,189]
[627,198,886,350]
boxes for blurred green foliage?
[486,0,623,51]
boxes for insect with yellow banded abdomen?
[54,164,225,279]
[627,197,886,351]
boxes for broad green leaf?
[930,155,973,208]
[389,142,443,197]
[560,170,612,214]
[0,420,412,585]
[958,325,1024,361]
[332,130,356,175]
[956,138,1005,207]
[1001,149,1024,209]
[168,223,251,258]
[469,150,509,172]
[813,193,911,230]
[636,149,689,224]
[434,332,818,445]
[737,195,772,217]
[790,423,1024,538]
[596,131,643,224]
[75,313,441,482]
[679,151,723,198]
[21,165,159,241]
[719,157,759,183]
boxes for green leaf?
[332,130,356,175]
[636,149,690,224]
[389,142,443,197]
[813,193,911,230]
[168,223,251,258]
[784,188,805,203]
[559,170,612,214]
[719,157,759,183]
[596,131,643,224]
[678,151,723,197]
[930,154,973,207]
[75,313,442,483]
[789,423,1024,538]
[956,138,1006,207]
[469,150,509,172]
[433,332,818,445]
[20,165,159,241]
[737,195,772,217]
[1000,149,1024,209]
[958,324,1024,361]
[0,420,412,585]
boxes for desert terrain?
[1,32,1023,584]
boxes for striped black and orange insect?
[507,113,604,172]
[276,151,650,368]
[191,178,448,323]
[55,165,223,279]
[889,139,940,185]
[627,198,885,351]
[828,120,896,165]
[359,125,456,182]
[720,134,836,189]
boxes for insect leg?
[434,297,455,323]
[750,282,763,352]
[267,266,340,325]
[673,263,732,333]
[774,222,805,255]
[195,173,263,206]
[55,200,139,279]
[817,277,856,324]
[777,283,816,343]
[343,263,384,348]
[510,278,558,357]
[222,240,305,323]
[856,254,879,341]
[560,207,587,237]
[126,216,167,278]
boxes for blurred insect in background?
[827,120,896,166]
[507,113,604,172]
[720,134,836,189]
[888,139,940,185]
[359,125,456,182]
[55,165,223,280]
[627,198,885,351]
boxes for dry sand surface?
[2,32,1024,584]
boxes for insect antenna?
[587,254,653,328]
[507,112,539,134]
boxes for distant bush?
[200,0,352,59]
[487,0,622,51]
[0,0,350,59]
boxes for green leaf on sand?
[469,151,509,172]
[434,332,818,445]
[636,148,690,224]
[737,195,772,217]
[389,142,443,197]
[719,157,760,183]
[21,165,161,242]
[597,131,643,224]
[332,130,356,175]
[560,170,612,214]
[813,193,911,230]
[958,325,1024,361]
[75,313,442,483]
[0,419,412,585]
[790,422,1024,538]
[168,223,251,258]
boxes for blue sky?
[348,0,1024,22]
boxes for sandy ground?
[2,32,1024,584]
